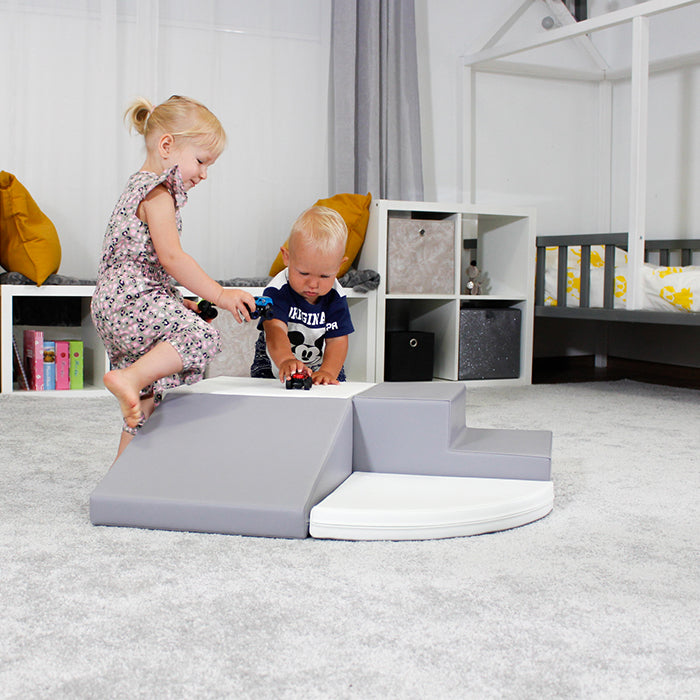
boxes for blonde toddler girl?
[91,95,255,459]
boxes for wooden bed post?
[627,15,650,311]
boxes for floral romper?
[91,166,221,422]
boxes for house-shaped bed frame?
[461,0,700,343]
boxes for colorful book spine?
[43,341,56,390]
[23,330,44,391]
[69,340,84,389]
[55,340,71,390]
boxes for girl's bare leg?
[104,342,183,428]
[113,394,156,463]
[115,430,133,462]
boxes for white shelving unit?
[0,284,107,395]
[357,200,536,386]
[0,284,377,394]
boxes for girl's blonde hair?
[124,95,227,156]
[289,206,348,257]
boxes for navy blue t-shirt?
[250,269,354,378]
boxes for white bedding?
[543,245,700,312]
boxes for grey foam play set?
[90,380,553,539]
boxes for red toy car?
[286,372,312,390]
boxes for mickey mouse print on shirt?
[288,329,324,370]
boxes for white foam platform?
[309,472,554,540]
[174,376,375,399]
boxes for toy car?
[286,371,312,390]
[197,299,218,320]
[250,296,274,320]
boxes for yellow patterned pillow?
[0,171,61,285]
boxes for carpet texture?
[0,381,698,699]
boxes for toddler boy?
[250,206,354,384]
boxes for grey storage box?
[387,218,454,294]
[459,308,521,380]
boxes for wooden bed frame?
[535,234,700,326]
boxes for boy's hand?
[312,369,339,385]
[218,288,256,323]
[278,358,311,383]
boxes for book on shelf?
[23,330,44,391]
[12,335,29,390]
[55,340,70,390]
[69,340,84,389]
[43,340,56,390]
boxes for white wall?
[0,0,331,280]
[473,73,603,234]
[611,65,700,236]
[415,0,511,203]
[415,0,594,205]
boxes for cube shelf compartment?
[357,200,535,385]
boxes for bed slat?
[557,247,568,308]
[603,244,616,309]
[535,246,546,305]
[580,245,591,308]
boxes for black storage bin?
[459,308,521,380]
[385,331,434,381]
[13,297,82,327]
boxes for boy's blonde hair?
[289,206,348,257]
[124,95,227,157]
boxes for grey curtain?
[330,0,424,201]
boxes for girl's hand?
[312,369,339,385]
[278,358,310,384]
[217,288,256,323]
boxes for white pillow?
[641,264,700,312]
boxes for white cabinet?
[0,284,377,393]
[357,200,536,385]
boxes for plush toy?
[465,260,482,295]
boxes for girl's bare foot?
[104,369,143,428]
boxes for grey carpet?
[1,381,698,699]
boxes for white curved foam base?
[309,472,554,541]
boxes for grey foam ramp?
[352,382,552,481]
[90,392,353,538]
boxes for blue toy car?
[250,296,273,320]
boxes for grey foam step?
[352,382,551,480]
